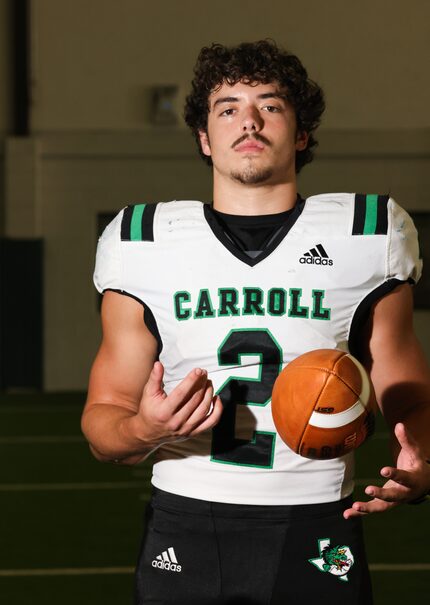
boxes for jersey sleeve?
[387,199,422,284]
[93,209,124,293]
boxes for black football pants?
[135,488,373,605]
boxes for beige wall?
[3,1,429,389]
[0,0,12,233]
[31,0,430,131]
[0,0,12,135]
[4,131,429,390]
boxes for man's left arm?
[344,283,430,518]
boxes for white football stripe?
[309,400,365,429]
[347,354,370,407]
[168,548,178,564]
[309,355,370,429]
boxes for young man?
[82,41,430,604]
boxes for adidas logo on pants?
[152,547,182,572]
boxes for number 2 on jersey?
[211,329,283,468]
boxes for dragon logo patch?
[308,538,354,582]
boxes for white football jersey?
[94,193,421,505]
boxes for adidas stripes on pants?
[135,488,373,605]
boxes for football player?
[82,40,430,604]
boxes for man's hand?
[83,292,224,464]
[124,361,223,451]
[344,423,430,519]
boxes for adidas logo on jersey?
[152,547,182,572]
[300,244,333,266]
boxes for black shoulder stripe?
[120,205,134,241]
[352,194,389,235]
[120,203,157,241]
[141,203,157,242]
[352,194,366,235]
[375,194,389,234]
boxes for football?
[271,349,377,459]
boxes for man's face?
[199,80,308,186]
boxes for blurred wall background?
[0,0,11,227]
[0,0,429,391]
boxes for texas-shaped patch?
[309,538,354,582]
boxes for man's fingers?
[172,381,215,430]
[190,395,224,434]
[141,368,223,442]
[334,424,428,521]
[166,368,209,412]
[183,382,216,428]
[364,483,409,503]
[343,498,395,519]
[394,422,419,457]
[378,466,415,488]
[143,361,165,398]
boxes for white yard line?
[0,481,143,491]
[370,564,430,571]
[0,564,428,577]
[0,406,82,413]
[0,436,84,444]
[0,566,134,577]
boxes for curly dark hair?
[184,40,325,173]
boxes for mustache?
[231,133,271,149]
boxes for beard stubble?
[229,133,274,185]
[230,161,273,185]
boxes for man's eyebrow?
[212,96,239,108]
[212,92,287,108]
[257,92,288,101]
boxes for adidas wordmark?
[300,244,333,266]
[152,547,182,572]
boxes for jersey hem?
[151,478,354,506]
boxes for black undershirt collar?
[208,197,301,258]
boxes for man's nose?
[241,107,263,132]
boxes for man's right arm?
[81,291,223,465]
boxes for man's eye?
[220,108,235,116]
[264,105,280,113]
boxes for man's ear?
[295,131,309,151]
[198,130,211,156]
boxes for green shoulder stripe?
[352,194,389,235]
[121,203,157,241]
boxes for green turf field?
[0,394,428,604]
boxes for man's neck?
[212,177,298,216]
